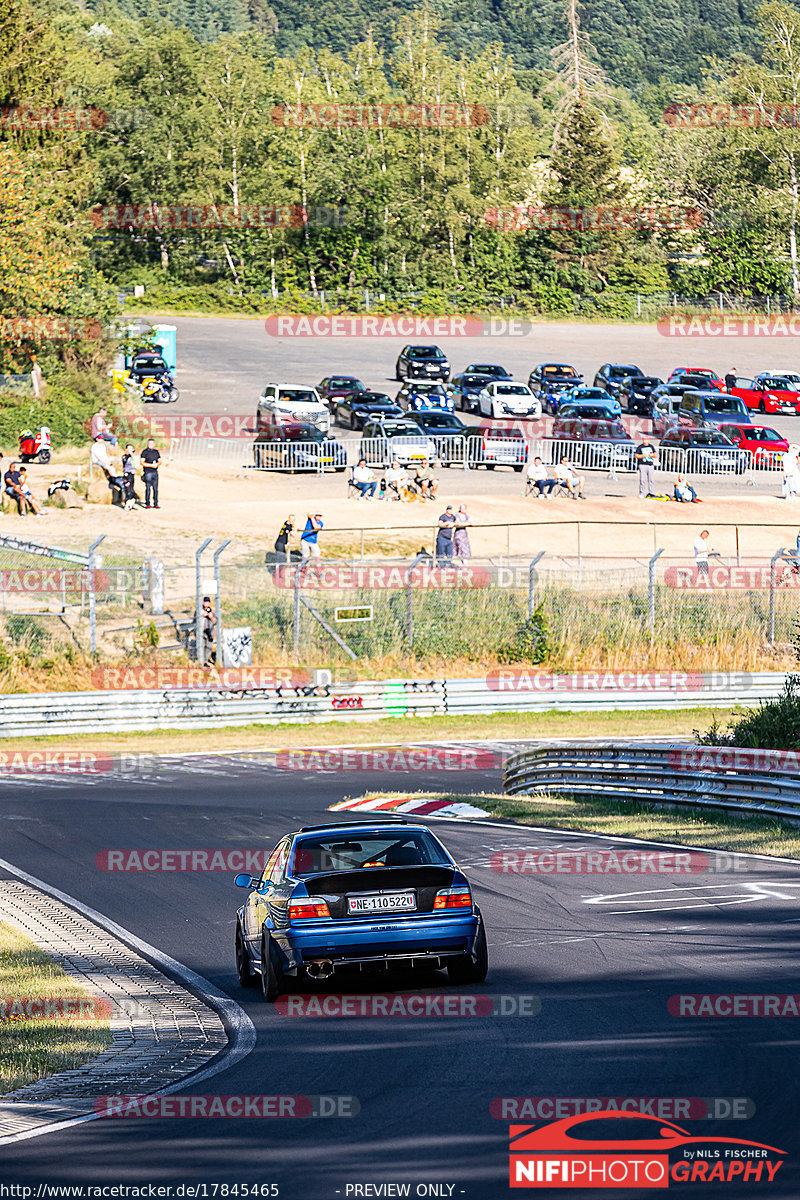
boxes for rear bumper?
[278,912,480,973]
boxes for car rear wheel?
[350,414,357,430]
[447,914,488,985]
[260,931,283,1001]
[236,925,258,989]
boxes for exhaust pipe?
[307,958,334,980]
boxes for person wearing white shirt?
[782,445,800,498]
[693,529,712,576]
[555,456,585,498]
[383,458,405,501]
[527,455,557,496]
[352,458,377,499]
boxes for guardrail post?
[88,534,105,654]
[195,537,212,664]
[769,547,785,644]
[528,551,545,618]
[213,539,232,666]
[405,552,428,649]
[648,548,665,640]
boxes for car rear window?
[543,364,576,375]
[407,347,442,359]
[290,831,451,874]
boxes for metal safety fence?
[169,434,783,477]
[0,676,785,740]
[503,742,800,820]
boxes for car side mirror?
[234,873,257,888]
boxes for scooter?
[18,426,51,464]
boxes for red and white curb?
[330,795,490,818]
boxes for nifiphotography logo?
[508,1110,786,1188]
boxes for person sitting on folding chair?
[555,456,585,499]
[526,455,557,497]
[382,458,406,501]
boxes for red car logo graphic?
[509,1110,786,1189]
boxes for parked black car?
[450,372,496,413]
[462,362,511,380]
[593,363,644,397]
[335,391,402,429]
[618,375,663,414]
[395,345,450,382]
[528,363,583,409]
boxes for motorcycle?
[140,374,179,404]
[18,426,51,464]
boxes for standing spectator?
[436,505,457,562]
[693,529,714,577]
[453,505,472,559]
[352,457,378,499]
[30,354,44,399]
[300,513,324,563]
[555,456,585,498]
[140,438,161,508]
[782,444,800,499]
[635,437,657,498]
[121,444,138,510]
[90,406,117,446]
[527,454,557,496]
[724,369,737,392]
[201,595,217,664]
[16,468,43,515]
[274,514,294,560]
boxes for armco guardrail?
[503,742,800,820]
[0,672,787,738]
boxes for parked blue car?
[234,820,488,1000]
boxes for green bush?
[696,675,800,749]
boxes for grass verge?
[357,790,800,859]
[0,706,733,757]
[0,922,112,1094]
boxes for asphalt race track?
[1,750,799,1197]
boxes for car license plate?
[348,892,416,914]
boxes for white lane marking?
[583,881,800,915]
[0,855,256,1146]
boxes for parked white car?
[256,383,330,433]
[477,381,542,419]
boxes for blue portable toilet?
[151,324,177,375]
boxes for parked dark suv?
[395,345,450,382]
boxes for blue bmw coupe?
[234,820,488,1000]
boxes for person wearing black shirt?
[121,443,138,510]
[140,439,161,508]
[725,370,736,392]
[274,515,294,559]
[4,462,28,515]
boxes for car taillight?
[288,900,331,921]
[433,886,472,910]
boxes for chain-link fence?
[1,533,798,669]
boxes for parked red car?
[667,367,725,390]
[724,423,789,466]
[729,374,800,415]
